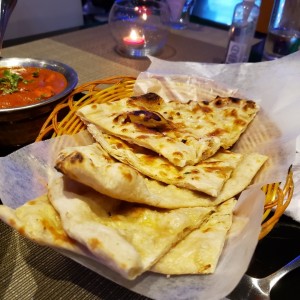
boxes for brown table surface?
[2,24,227,80]
[1,24,299,300]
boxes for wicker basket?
[36,76,294,240]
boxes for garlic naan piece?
[77,94,216,168]
[0,194,87,255]
[77,93,259,167]
[48,175,215,280]
[86,126,243,197]
[152,198,237,275]
[55,143,267,208]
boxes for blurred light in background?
[192,0,261,27]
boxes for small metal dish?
[0,57,78,148]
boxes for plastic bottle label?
[225,40,247,63]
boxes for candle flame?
[123,29,145,46]
[142,13,147,21]
[129,29,141,41]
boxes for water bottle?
[225,0,260,63]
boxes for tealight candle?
[123,29,145,46]
[109,0,169,57]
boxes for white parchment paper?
[1,52,300,299]
[135,52,300,221]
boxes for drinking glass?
[0,0,17,54]
[165,0,200,30]
[263,0,300,60]
[108,0,170,58]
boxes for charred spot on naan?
[70,151,84,163]
[55,147,113,176]
[114,110,176,133]
[211,96,258,112]
[129,92,164,109]
[234,118,248,127]
[201,96,258,111]
[207,128,229,138]
[55,151,86,174]
[118,164,134,182]
[6,216,17,228]
[196,104,213,114]
[90,103,99,110]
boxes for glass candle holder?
[108,0,170,58]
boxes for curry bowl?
[0,57,78,149]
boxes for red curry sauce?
[0,66,68,109]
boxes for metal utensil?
[228,254,300,299]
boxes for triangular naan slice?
[48,175,215,280]
[77,93,259,167]
[151,198,237,275]
[0,194,87,255]
[86,125,243,197]
[55,143,268,208]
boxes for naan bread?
[77,93,258,167]
[151,198,237,275]
[0,194,87,255]
[48,175,215,280]
[55,143,268,208]
[85,126,243,196]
